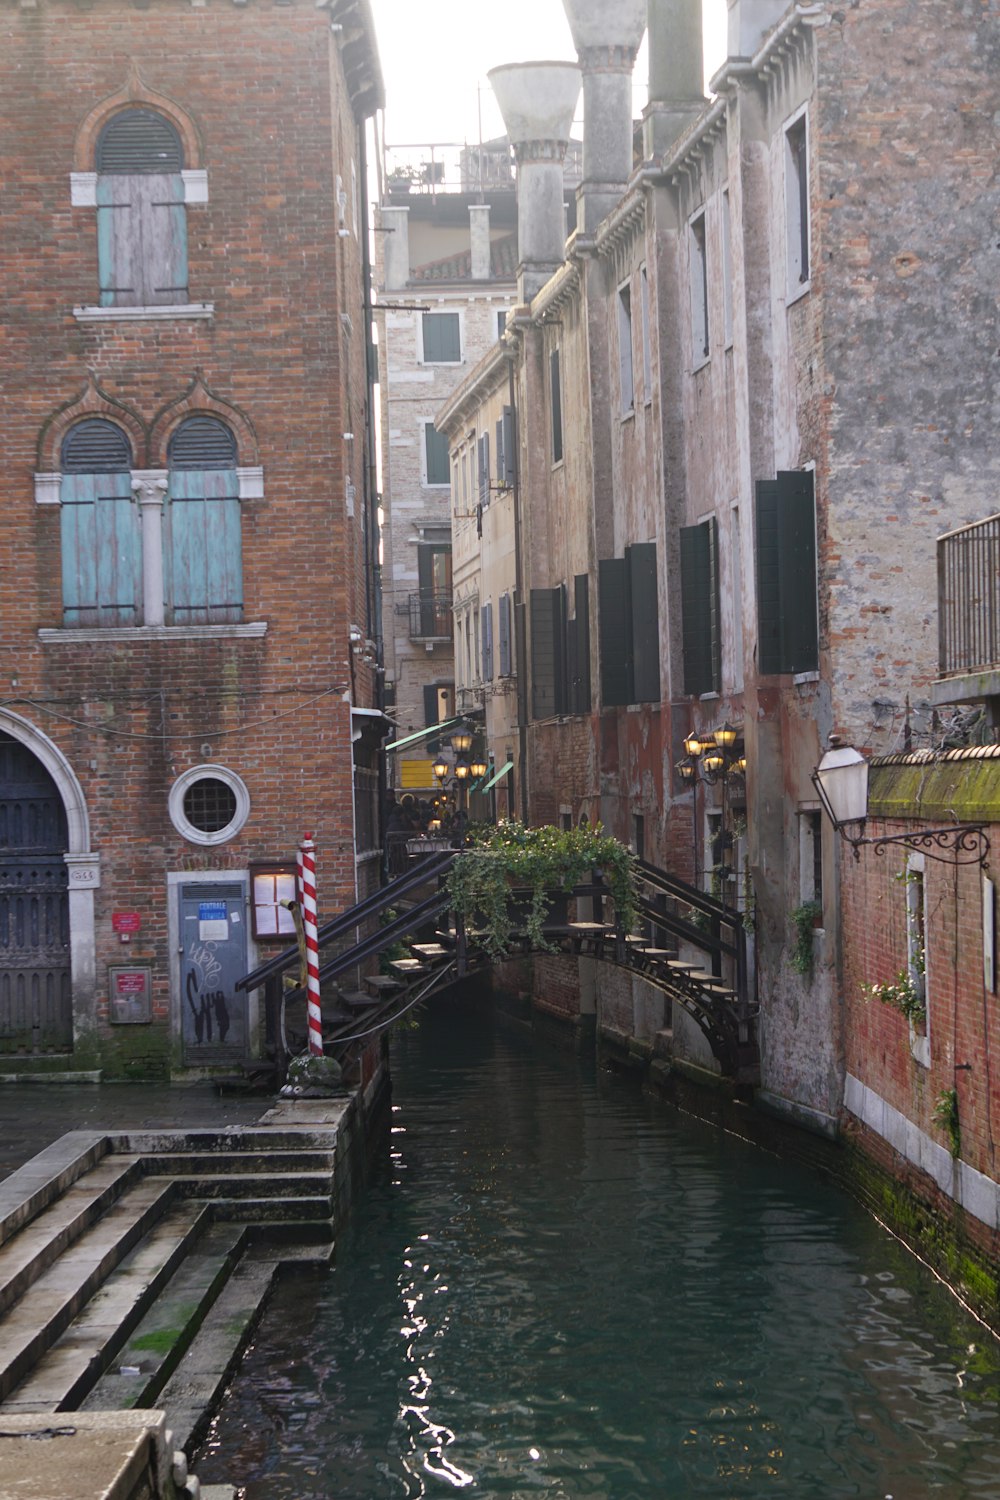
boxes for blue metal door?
[179,882,248,1065]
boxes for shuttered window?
[166,417,242,626]
[424,423,450,486]
[680,518,721,696]
[571,574,591,714]
[550,350,563,464]
[96,109,187,309]
[421,312,461,363]
[755,469,818,674]
[496,406,515,488]
[481,601,494,681]
[599,544,660,707]
[60,421,140,627]
[477,431,491,506]
[530,586,567,719]
[498,592,512,677]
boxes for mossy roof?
[869,746,1000,822]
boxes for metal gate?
[179,882,248,1066]
[0,736,71,1055]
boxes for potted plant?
[446,820,638,959]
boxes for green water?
[199,997,1000,1498]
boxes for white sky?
[372,0,730,147]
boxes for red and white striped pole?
[299,833,323,1056]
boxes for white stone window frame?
[69,169,213,322]
[688,206,710,372]
[417,306,464,367]
[169,764,251,847]
[783,103,812,306]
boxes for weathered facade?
[0,0,383,1076]
[439,0,999,1146]
[375,158,517,793]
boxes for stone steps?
[1,1200,209,1414]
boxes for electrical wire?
[4,684,348,744]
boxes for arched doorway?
[0,733,72,1054]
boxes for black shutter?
[573,573,591,714]
[423,684,441,755]
[756,471,817,674]
[680,520,719,696]
[169,416,237,470]
[599,557,632,706]
[61,419,132,473]
[530,587,566,719]
[627,543,660,703]
[550,350,563,464]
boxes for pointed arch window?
[95,108,188,308]
[167,417,243,625]
[59,419,140,627]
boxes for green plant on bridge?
[447,820,638,959]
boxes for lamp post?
[677,724,746,903]
[812,737,989,866]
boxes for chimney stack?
[488,62,582,302]
[561,0,646,234]
[644,0,706,158]
[726,0,789,58]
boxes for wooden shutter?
[60,471,140,627]
[167,468,242,625]
[550,350,563,463]
[628,543,660,703]
[573,573,591,714]
[96,176,140,307]
[680,520,720,696]
[498,592,512,676]
[481,602,494,681]
[530,587,566,719]
[96,109,184,172]
[756,470,817,674]
[599,557,632,706]
[422,312,460,362]
[142,175,188,304]
[501,406,515,486]
[477,432,491,505]
[424,424,449,485]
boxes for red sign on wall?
[115,971,147,995]
[112,912,142,934]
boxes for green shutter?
[574,573,591,714]
[681,520,721,695]
[627,543,660,703]
[599,557,632,706]
[422,312,460,362]
[777,470,818,673]
[61,471,140,627]
[424,424,450,485]
[530,587,566,719]
[756,471,817,674]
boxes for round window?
[168,765,250,846]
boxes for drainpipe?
[561,0,646,234]
[488,62,581,303]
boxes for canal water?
[198,997,1000,1499]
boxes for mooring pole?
[299,834,323,1055]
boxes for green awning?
[384,717,463,753]
[480,760,514,792]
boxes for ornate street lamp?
[812,738,989,866]
[451,729,473,756]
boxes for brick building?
[438,0,999,1140]
[0,0,383,1076]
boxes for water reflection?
[198,997,1000,1498]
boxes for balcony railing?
[938,513,1000,677]
[405,591,452,641]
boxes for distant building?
[375,147,521,791]
[0,0,383,1076]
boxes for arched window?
[59,419,140,627]
[166,417,243,625]
[96,108,187,308]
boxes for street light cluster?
[429,728,489,832]
[677,722,746,785]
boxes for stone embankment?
[0,1085,383,1498]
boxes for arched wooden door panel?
[0,735,71,1055]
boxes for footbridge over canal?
[236,851,760,1085]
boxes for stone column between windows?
[131,470,168,627]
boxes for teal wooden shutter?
[573,573,591,713]
[628,543,660,703]
[60,471,140,626]
[167,468,242,625]
[530,587,566,719]
[680,520,720,695]
[424,424,450,485]
[599,557,632,706]
[422,312,460,362]
[96,176,139,307]
[756,471,817,673]
[143,173,188,305]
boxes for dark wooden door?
[0,736,71,1055]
